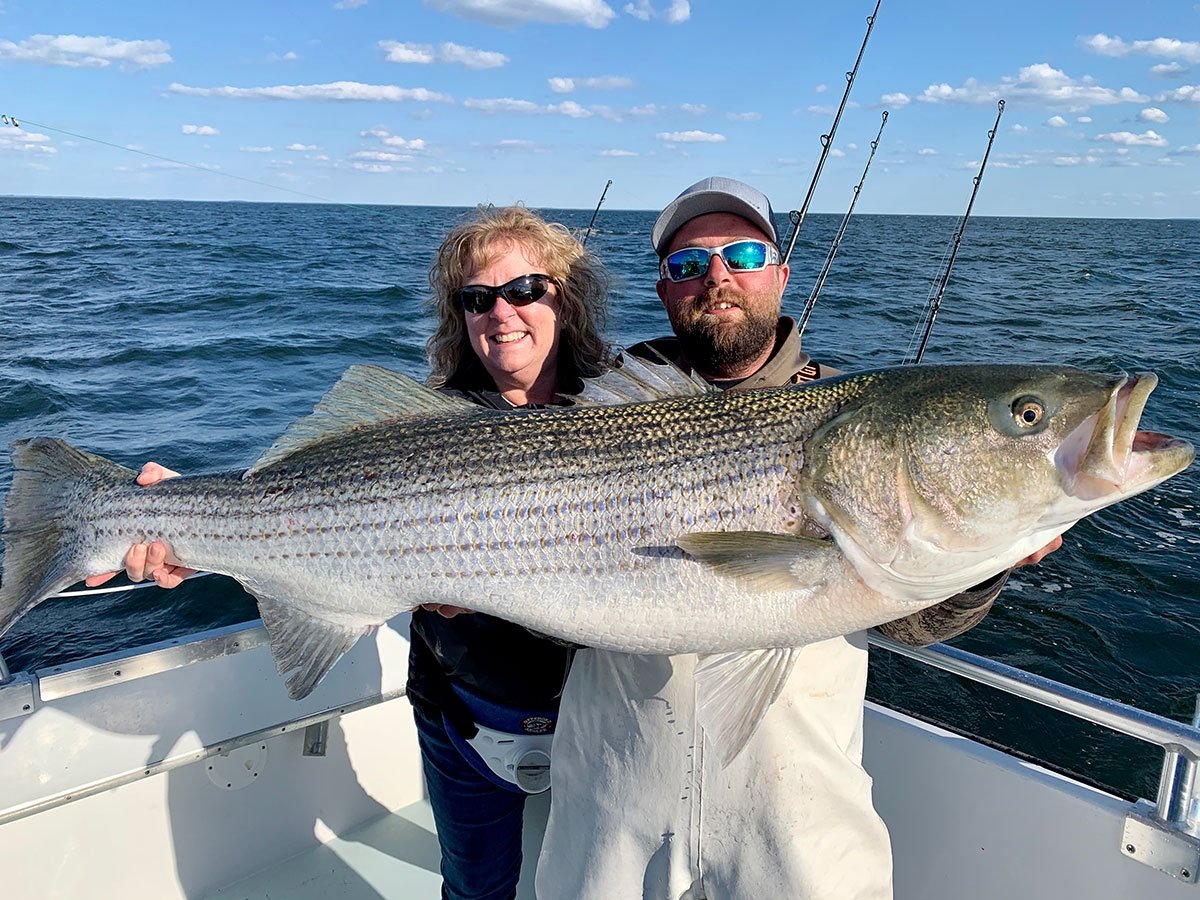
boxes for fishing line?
[797,110,889,339]
[3,113,365,208]
[780,0,883,267]
[904,99,1007,364]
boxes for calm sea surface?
[1,197,1197,797]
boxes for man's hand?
[1014,535,1063,567]
[83,462,199,589]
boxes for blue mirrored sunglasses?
[659,239,781,283]
[456,273,556,315]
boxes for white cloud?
[656,130,725,143]
[0,33,171,68]
[881,92,911,107]
[169,81,453,102]
[624,0,689,22]
[465,97,593,117]
[1012,124,1028,133]
[726,111,761,121]
[1139,107,1169,123]
[267,51,299,62]
[1151,62,1188,76]
[286,143,318,151]
[353,162,393,172]
[334,0,368,8]
[240,145,273,152]
[920,63,1146,108]
[361,126,427,150]
[548,75,632,93]
[1081,34,1200,64]
[1076,116,1092,123]
[0,129,56,154]
[680,103,706,115]
[1046,115,1068,127]
[600,148,638,156]
[814,84,828,93]
[380,40,507,69]
[829,147,845,158]
[1157,85,1200,103]
[425,0,616,29]
[918,148,937,155]
[181,124,219,135]
[1173,144,1200,154]
[1094,129,1168,147]
[351,150,413,161]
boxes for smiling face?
[656,212,790,380]
[463,240,563,406]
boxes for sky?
[1,0,1198,217]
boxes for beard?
[666,286,781,378]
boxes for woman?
[408,205,609,900]
[88,204,611,900]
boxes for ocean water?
[1,197,1196,798]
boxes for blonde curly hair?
[427,205,610,392]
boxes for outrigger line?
[780,0,883,267]
[581,179,613,246]
[905,99,1007,365]
[3,113,353,207]
[797,110,889,340]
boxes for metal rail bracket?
[1122,799,1200,883]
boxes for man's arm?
[873,536,1063,646]
[872,571,1007,646]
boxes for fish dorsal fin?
[576,349,714,406]
[696,648,799,767]
[246,364,481,477]
[676,530,835,592]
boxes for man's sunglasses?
[456,273,557,315]
[659,239,781,283]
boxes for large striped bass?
[1,361,1192,761]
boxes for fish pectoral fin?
[246,364,485,477]
[676,531,835,592]
[245,581,364,700]
[695,648,799,767]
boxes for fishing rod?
[580,179,612,246]
[906,99,1006,365]
[797,110,889,339]
[780,0,883,266]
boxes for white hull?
[0,619,1193,899]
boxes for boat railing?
[1,624,1198,881]
[869,633,1200,883]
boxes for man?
[535,177,1059,899]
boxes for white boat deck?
[3,620,1198,900]
[206,795,548,900]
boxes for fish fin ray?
[695,648,799,767]
[1,438,135,636]
[676,530,834,592]
[246,582,365,699]
[246,364,482,477]
[576,351,713,406]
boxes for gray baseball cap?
[651,176,778,257]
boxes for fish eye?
[1012,397,1044,428]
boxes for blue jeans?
[413,702,528,900]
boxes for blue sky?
[2,0,1197,217]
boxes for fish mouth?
[1057,372,1194,502]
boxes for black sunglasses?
[456,273,557,315]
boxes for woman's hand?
[83,462,199,589]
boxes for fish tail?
[1,438,136,637]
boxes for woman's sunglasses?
[456,273,557,315]
[659,239,780,283]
